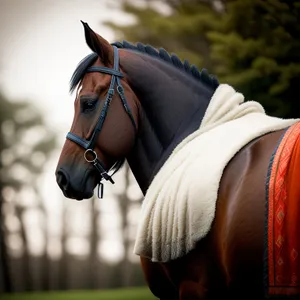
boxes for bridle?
[66,46,137,198]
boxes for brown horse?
[55,22,297,299]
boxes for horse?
[55,22,300,299]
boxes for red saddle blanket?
[265,121,300,297]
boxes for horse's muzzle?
[56,165,96,200]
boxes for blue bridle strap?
[66,46,137,197]
[86,66,124,77]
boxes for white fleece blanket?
[133,84,298,262]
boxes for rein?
[66,46,137,198]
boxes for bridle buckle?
[84,149,97,163]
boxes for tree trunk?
[58,202,68,290]
[0,191,13,292]
[119,164,131,287]
[88,197,100,289]
[35,186,50,291]
[15,205,32,291]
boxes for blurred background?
[0,0,299,298]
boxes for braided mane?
[70,41,219,93]
[112,41,219,90]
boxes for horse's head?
[56,22,138,200]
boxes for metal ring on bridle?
[84,149,97,163]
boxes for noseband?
[66,46,137,198]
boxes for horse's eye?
[81,98,98,113]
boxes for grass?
[0,287,157,300]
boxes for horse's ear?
[81,21,113,64]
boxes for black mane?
[70,41,219,93]
[112,41,219,90]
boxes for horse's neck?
[121,52,214,194]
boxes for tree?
[112,162,143,287]
[58,200,69,290]
[0,91,56,292]
[88,196,101,289]
[106,0,300,118]
[208,0,300,118]
[118,164,132,287]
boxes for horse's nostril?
[56,169,69,190]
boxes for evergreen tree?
[208,0,300,117]
[106,0,300,117]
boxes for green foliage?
[208,0,300,117]
[106,0,300,118]
[0,287,156,300]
